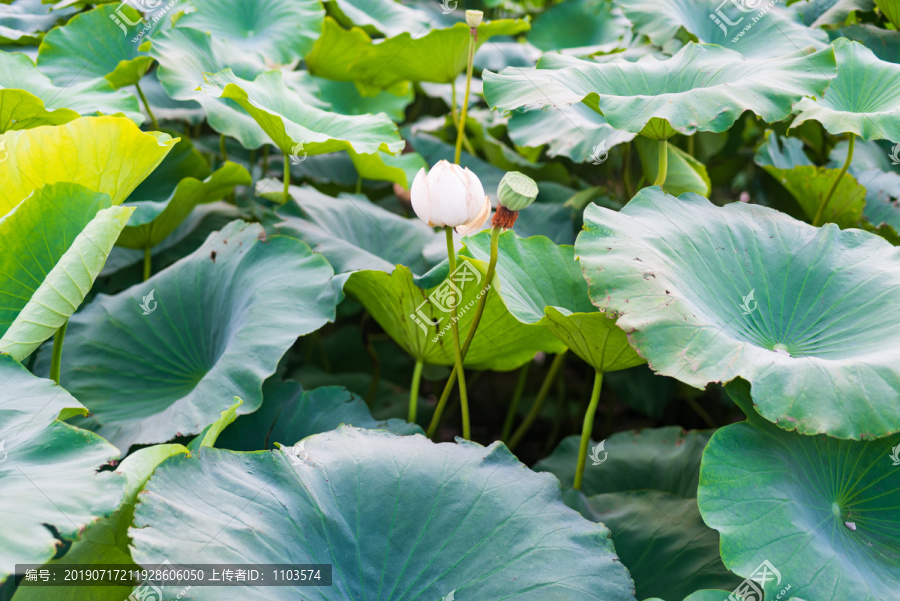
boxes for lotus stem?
[427,226,500,438]
[454,26,477,164]
[574,370,603,491]
[283,152,291,203]
[623,141,633,198]
[813,133,855,226]
[219,133,228,162]
[408,359,424,424]
[445,227,471,440]
[654,139,668,187]
[501,362,530,442]
[508,350,568,451]
[135,81,159,131]
[262,144,270,175]
[49,320,68,385]
[143,247,152,281]
[356,175,362,194]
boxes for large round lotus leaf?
[755,132,866,227]
[0,0,77,45]
[307,17,530,94]
[149,27,273,148]
[275,185,442,279]
[644,592,736,601]
[216,379,420,451]
[528,0,631,54]
[699,380,900,601]
[201,69,404,157]
[0,354,125,583]
[12,443,188,601]
[793,38,900,141]
[36,3,153,89]
[539,428,734,599]
[577,187,900,439]
[875,0,900,26]
[0,116,176,215]
[176,0,324,63]
[41,221,337,451]
[791,0,875,27]
[829,23,900,63]
[535,426,713,497]
[508,103,635,163]
[345,262,566,371]
[326,0,430,38]
[131,427,638,601]
[0,184,133,361]
[616,0,828,58]
[483,43,836,139]
[0,51,143,132]
[462,231,643,373]
[312,75,413,122]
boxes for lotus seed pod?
[465,10,483,27]
[497,171,538,211]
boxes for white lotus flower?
[410,160,490,234]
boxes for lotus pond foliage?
[0,0,898,600]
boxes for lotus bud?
[411,160,491,234]
[465,10,483,27]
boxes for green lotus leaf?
[149,27,272,148]
[0,354,124,584]
[176,0,324,63]
[312,75,413,122]
[528,0,632,54]
[875,0,900,26]
[635,135,710,196]
[126,71,206,125]
[201,69,404,157]
[484,43,837,139]
[536,426,712,497]
[117,162,251,249]
[0,52,143,132]
[538,427,734,599]
[791,0,875,27]
[130,427,638,601]
[326,0,430,37]
[859,168,900,243]
[345,262,565,370]
[0,184,133,360]
[217,380,421,452]
[507,103,635,163]
[829,23,900,63]
[0,0,77,45]
[620,0,828,57]
[698,380,900,601]
[0,116,176,215]
[462,231,643,373]
[187,398,244,452]
[576,186,900,439]
[792,38,900,140]
[755,132,866,227]
[307,17,530,94]
[12,443,188,601]
[40,221,337,451]
[275,185,442,279]
[36,3,154,89]
[643,592,736,601]
[348,148,426,187]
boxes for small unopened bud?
[497,171,538,211]
[465,10,483,27]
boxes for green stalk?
[283,152,291,204]
[501,362,530,442]
[454,28,477,164]
[653,139,668,187]
[445,227,471,439]
[623,141,633,198]
[813,133,855,226]
[143,247,152,281]
[49,321,68,385]
[426,226,500,438]
[574,370,603,491]
[355,175,363,194]
[135,81,159,130]
[508,351,568,451]
[262,144,270,175]
[219,134,228,162]
[408,359,424,424]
